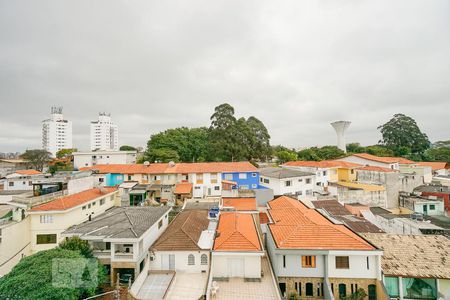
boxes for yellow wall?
[0,216,31,276]
[337,168,357,182]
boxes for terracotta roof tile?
[30,187,117,211]
[14,169,42,175]
[152,210,209,251]
[352,153,415,164]
[267,196,375,250]
[259,212,269,224]
[356,165,398,173]
[417,162,450,171]
[213,212,261,251]
[283,161,361,169]
[222,197,257,211]
[81,162,257,174]
[174,182,192,194]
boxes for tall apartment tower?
[90,113,119,151]
[42,106,73,157]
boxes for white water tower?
[331,121,351,153]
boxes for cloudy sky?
[1,0,449,153]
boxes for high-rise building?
[90,112,119,151]
[42,106,73,157]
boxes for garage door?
[227,258,245,277]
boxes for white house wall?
[150,250,210,273]
[212,253,261,278]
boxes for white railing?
[12,190,68,208]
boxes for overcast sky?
[0,0,449,153]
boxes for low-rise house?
[28,187,119,253]
[266,196,383,299]
[63,206,171,283]
[259,167,315,198]
[337,153,411,170]
[361,233,450,300]
[328,181,388,208]
[399,193,445,216]
[212,212,264,279]
[73,150,137,169]
[414,185,450,215]
[149,210,213,273]
[2,170,42,191]
[417,161,450,176]
[221,197,258,213]
[0,158,30,178]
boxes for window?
[302,255,316,268]
[36,234,57,244]
[188,254,195,265]
[430,204,435,210]
[260,177,263,183]
[264,178,270,184]
[196,173,203,184]
[211,173,218,183]
[201,254,208,265]
[239,173,247,179]
[92,201,96,206]
[158,220,163,229]
[9,182,14,187]
[224,174,233,180]
[214,186,220,191]
[128,175,132,180]
[305,189,312,196]
[285,180,292,187]
[306,178,311,184]
[306,283,313,296]
[99,178,104,183]
[88,204,91,208]
[82,206,86,210]
[336,256,349,269]
[338,284,347,298]
[351,169,354,174]
[323,171,327,176]
[367,256,370,269]
[283,255,286,268]
[100,199,105,205]
[40,215,53,223]
[252,173,257,177]
[29,181,32,186]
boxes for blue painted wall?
[105,173,124,186]
[221,171,261,189]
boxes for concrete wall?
[73,151,136,169]
[67,176,95,195]
[356,170,400,209]
[337,186,388,208]
[259,175,315,196]
[150,250,209,273]
[211,253,262,278]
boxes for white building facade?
[73,151,137,169]
[90,113,119,151]
[42,106,73,157]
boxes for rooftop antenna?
[331,121,351,153]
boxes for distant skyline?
[1,0,449,153]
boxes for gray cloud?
[0,0,449,152]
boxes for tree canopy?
[378,113,430,155]
[20,149,52,171]
[297,146,345,161]
[142,103,271,162]
[0,248,104,300]
[119,145,137,151]
[56,148,77,159]
[59,236,93,258]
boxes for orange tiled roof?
[284,160,361,169]
[174,182,192,194]
[352,153,414,164]
[356,165,398,173]
[222,197,257,211]
[259,212,269,224]
[30,187,117,211]
[14,169,42,175]
[213,212,261,251]
[81,162,257,175]
[417,162,450,171]
[267,196,375,250]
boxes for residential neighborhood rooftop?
[81,161,258,174]
[267,196,376,250]
[361,233,450,279]
[417,161,450,171]
[259,167,314,179]
[64,206,171,239]
[213,212,261,252]
[222,197,257,211]
[29,187,117,211]
[13,169,42,176]
[151,210,210,251]
[283,160,362,169]
[351,153,415,164]
[356,165,398,173]
[174,182,193,194]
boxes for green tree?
[59,236,93,258]
[119,145,137,151]
[297,146,345,161]
[56,148,77,159]
[378,113,430,155]
[276,150,298,164]
[341,288,367,300]
[20,149,52,171]
[145,148,180,163]
[209,103,240,161]
[0,248,105,300]
[433,140,450,148]
[49,161,74,174]
[297,148,321,161]
[346,143,365,153]
[364,145,395,157]
[246,116,271,160]
[424,147,450,163]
